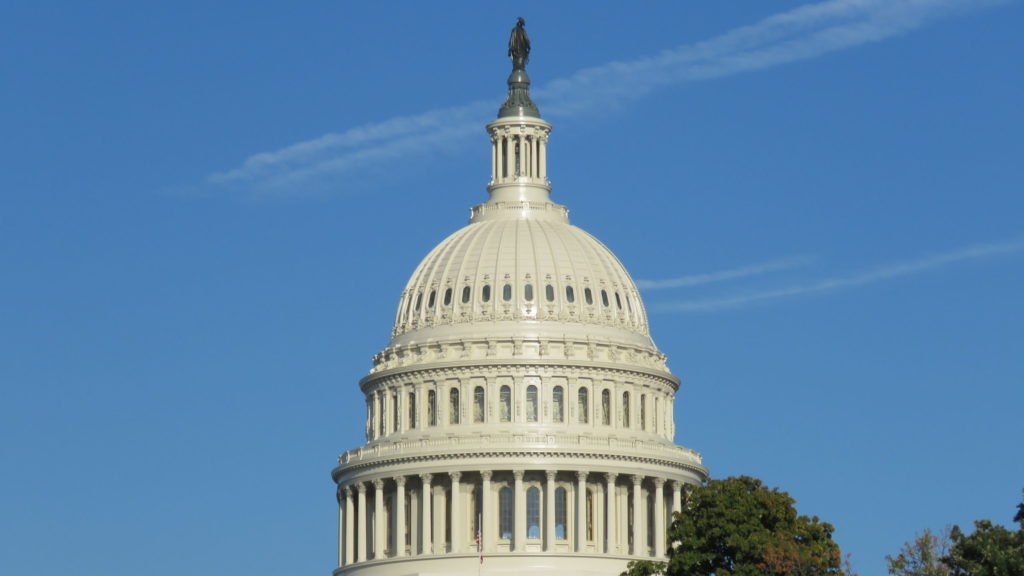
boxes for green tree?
[623,476,846,576]
[942,494,1024,576]
[886,528,952,576]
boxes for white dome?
[391,207,652,349]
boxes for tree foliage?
[886,528,952,576]
[623,476,846,576]
[941,494,1024,576]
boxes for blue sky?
[2,2,1022,575]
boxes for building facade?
[331,23,707,576]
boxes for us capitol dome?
[331,19,707,576]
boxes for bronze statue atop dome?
[508,17,530,69]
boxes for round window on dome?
[482,285,491,302]
[601,289,609,307]
[428,290,436,308]
[462,286,471,304]
[615,292,622,309]
[584,287,593,305]
[566,286,575,303]
[443,287,452,306]
[545,284,555,302]
[524,283,534,302]
[503,284,512,302]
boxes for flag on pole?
[477,513,483,564]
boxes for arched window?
[527,487,541,538]
[482,284,491,302]
[502,283,512,302]
[473,386,485,423]
[428,289,436,308]
[615,292,623,309]
[526,385,538,422]
[462,285,471,304]
[601,389,611,425]
[499,486,513,539]
[566,285,575,303]
[500,385,512,422]
[554,487,567,539]
[415,292,423,311]
[408,391,416,429]
[427,390,436,426]
[578,387,589,424]
[622,391,631,428]
[524,283,534,302]
[443,287,452,306]
[553,386,564,423]
[545,284,555,302]
[450,388,460,425]
[601,289,609,307]
[640,394,647,431]
[584,287,593,305]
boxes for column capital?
[576,470,588,482]
[512,469,525,481]
[372,478,384,490]
[546,470,557,481]
[672,480,683,491]
[653,477,666,488]
[604,472,617,483]
[481,470,493,481]
[420,473,433,484]
[631,474,643,486]
[450,471,462,482]
[357,482,368,494]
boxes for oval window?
[503,284,512,302]
[482,285,491,302]
[615,292,622,309]
[524,284,534,302]
[601,289,609,307]
[584,287,593,305]
[443,287,452,306]
[566,286,575,303]
[462,286,471,304]
[545,284,555,302]
[428,290,436,308]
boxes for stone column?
[344,487,355,565]
[605,473,617,554]
[356,483,368,563]
[654,478,666,558]
[420,474,433,555]
[545,470,557,552]
[539,138,547,179]
[450,472,462,553]
[395,476,407,557]
[576,471,587,552]
[631,475,644,556]
[481,470,493,553]
[337,485,345,566]
[373,479,385,559]
[513,470,526,552]
[672,481,682,517]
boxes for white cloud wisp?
[635,257,811,290]
[207,0,1004,194]
[655,237,1024,313]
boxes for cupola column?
[344,487,355,565]
[631,475,644,556]
[654,478,666,558]
[450,472,463,553]
[672,481,682,517]
[513,470,526,551]
[373,479,385,559]
[481,470,494,553]
[575,471,587,552]
[395,476,407,557]
[545,470,557,552]
[420,474,433,555]
[356,483,368,563]
[605,473,618,554]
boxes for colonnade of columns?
[336,469,688,568]
[491,129,547,184]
